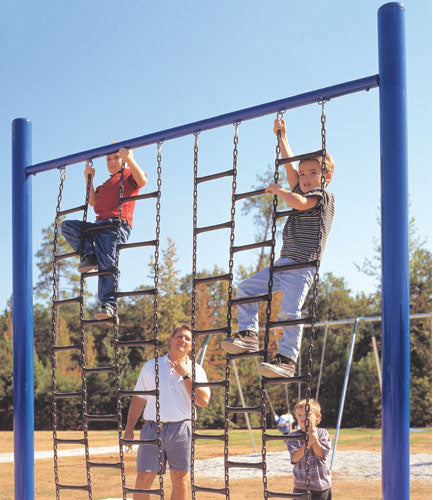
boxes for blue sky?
[2,0,431,312]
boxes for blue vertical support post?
[378,4,409,500]
[12,118,34,500]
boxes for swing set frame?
[12,3,409,499]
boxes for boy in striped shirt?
[221,118,335,378]
[287,399,332,499]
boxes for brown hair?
[299,152,335,180]
[170,323,192,339]
[295,399,322,424]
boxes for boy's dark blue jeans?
[61,218,131,307]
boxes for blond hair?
[295,399,322,424]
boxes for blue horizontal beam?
[26,74,378,176]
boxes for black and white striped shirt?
[280,184,335,263]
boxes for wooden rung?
[53,391,82,400]
[87,461,121,469]
[265,489,307,499]
[121,438,158,446]
[192,432,225,441]
[124,487,163,495]
[118,389,157,397]
[226,460,264,469]
[83,365,116,374]
[53,297,81,306]
[195,221,233,235]
[273,261,317,272]
[53,344,81,352]
[262,375,306,385]
[264,432,306,443]
[85,414,118,422]
[122,190,158,202]
[54,437,86,445]
[193,273,231,285]
[234,188,266,201]
[227,406,261,414]
[57,205,86,217]
[268,317,312,328]
[196,169,234,184]
[58,484,90,491]
[193,326,229,337]
[116,288,156,298]
[118,239,158,250]
[54,251,79,262]
[276,149,324,166]
[194,380,226,388]
[192,484,227,495]
[116,338,158,348]
[231,294,270,306]
[232,240,273,253]
[227,349,266,361]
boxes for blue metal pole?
[12,118,34,500]
[329,318,360,471]
[378,4,410,500]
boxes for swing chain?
[51,166,66,500]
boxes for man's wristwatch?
[183,374,191,380]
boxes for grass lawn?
[0,428,431,499]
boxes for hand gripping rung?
[196,169,234,184]
[193,326,229,337]
[118,239,158,250]
[232,240,273,253]
[58,484,90,491]
[228,349,266,360]
[265,489,307,499]
[263,375,307,385]
[193,273,231,285]
[226,460,264,469]
[276,149,324,166]
[53,297,81,306]
[58,204,86,217]
[264,432,306,443]
[116,338,158,348]
[227,406,261,414]
[268,317,312,328]
[231,294,270,306]
[54,437,87,445]
[83,365,116,374]
[273,261,317,272]
[192,432,225,441]
[85,414,118,422]
[122,190,158,202]
[53,391,83,400]
[192,484,227,495]
[234,188,266,202]
[116,288,156,298]
[87,461,121,469]
[195,220,233,234]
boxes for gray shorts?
[136,420,191,473]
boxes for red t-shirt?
[94,169,143,228]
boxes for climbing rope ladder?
[189,102,329,499]
[50,145,165,499]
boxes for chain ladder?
[223,122,240,499]
[51,167,66,500]
[303,100,328,499]
[190,132,199,499]
[261,111,284,496]
[154,142,164,497]
[113,163,128,498]
[80,163,94,499]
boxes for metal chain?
[154,142,164,497]
[223,122,241,499]
[51,166,66,500]
[113,163,127,498]
[261,111,284,496]
[190,132,199,499]
[303,100,328,499]
[81,161,94,499]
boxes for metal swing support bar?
[25,74,378,176]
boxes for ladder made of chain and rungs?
[189,104,328,499]
[51,145,165,499]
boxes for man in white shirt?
[123,324,210,500]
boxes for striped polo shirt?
[280,184,335,263]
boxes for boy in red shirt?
[62,147,147,321]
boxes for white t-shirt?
[134,354,210,422]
